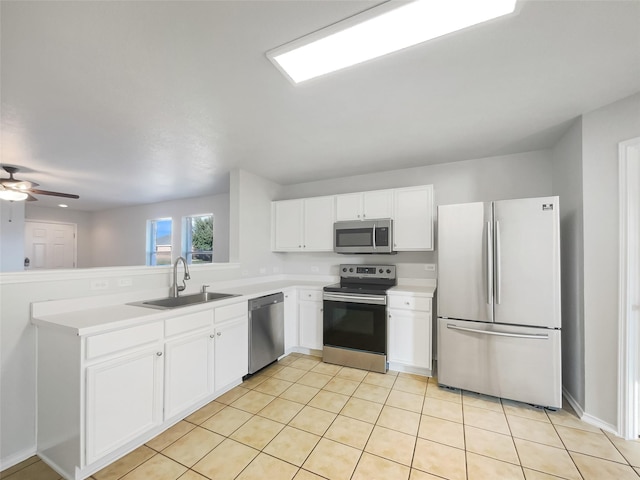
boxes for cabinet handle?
[320,308,323,312]
[156,352,163,357]
[298,245,301,248]
[217,332,222,337]
[210,334,215,338]
[303,245,306,248]
[405,301,410,305]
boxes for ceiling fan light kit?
[0,166,79,203]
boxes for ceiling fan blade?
[29,188,79,199]
[26,193,38,201]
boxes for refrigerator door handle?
[495,220,501,304]
[486,221,493,304]
[446,323,549,340]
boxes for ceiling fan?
[0,165,80,202]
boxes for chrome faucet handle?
[202,284,210,293]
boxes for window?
[183,214,213,265]
[146,218,172,266]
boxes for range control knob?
[386,269,392,274]
[349,268,354,272]
[379,268,383,273]
[342,267,347,272]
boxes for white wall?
[581,92,640,428]
[25,205,93,268]
[90,193,230,267]
[551,118,585,408]
[230,169,284,277]
[0,201,25,272]
[279,150,554,276]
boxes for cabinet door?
[363,190,394,219]
[164,331,213,420]
[303,196,335,251]
[387,309,431,369]
[273,199,303,251]
[284,290,299,352]
[298,301,323,350]
[214,318,249,391]
[335,193,363,221]
[86,345,163,464]
[393,185,434,251]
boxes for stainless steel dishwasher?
[248,292,285,374]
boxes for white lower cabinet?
[283,289,299,353]
[214,318,249,391]
[164,309,215,420]
[86,345,164,464]
[35,300,248,480]
[164,331,213,420]
[298,289,323,351]
[387,291,433,374]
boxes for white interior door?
[618,138,640,439]
[24,221,76,269]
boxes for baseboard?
[563,387,618,435]
[0,446,37,473]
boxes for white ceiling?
[1,0,639,211]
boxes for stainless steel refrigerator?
[437,196,562,408]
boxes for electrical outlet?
[117,278,133,287]
[424,264,436,271]
[91,279,109,290]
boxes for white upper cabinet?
[272,185,433,253]
[303,196,335,251]
[393,185,434,251]
[272,199,304,251]
[335,190,393,221]
[272,196,335,252]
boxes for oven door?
[323,293,387,354]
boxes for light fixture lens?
[0,190,28,201]
[270,0,517,83]
[58,204,68,208]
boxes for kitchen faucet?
[172,256,191,297]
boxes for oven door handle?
[323,293,387,305]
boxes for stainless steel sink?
[131,292,239,310]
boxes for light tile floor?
[4,353,640,480]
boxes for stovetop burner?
[323,264,397,295]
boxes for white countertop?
[31,275,436,336]
[31,277,330,336]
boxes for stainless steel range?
[323,264,396,373]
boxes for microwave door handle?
[372,223,376,250]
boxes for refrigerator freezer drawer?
[437,318,561,408]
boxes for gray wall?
[551,118,585,409]
[90,193,230,267]
[581,92,640,427]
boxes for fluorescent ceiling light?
[268,0,517,84]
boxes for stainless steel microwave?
[333,219,395,254]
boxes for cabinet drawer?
[299,289,322,302]
[86,322,163,360]
[215,301,247,324]
[165,309,213,338]
[387,294,431,312]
